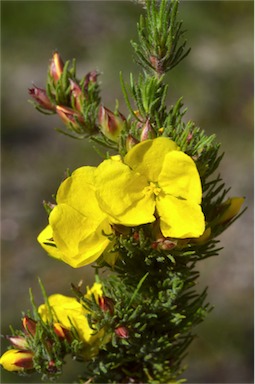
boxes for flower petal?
[96,159,155,225]
[38,294,93,343]
[156,194,205,238]
[56,166,105,222]
[49,204,111,268]
[158,151,202,204]
[124,137,179,182]
[37,225,63,260]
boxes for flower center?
[144,181,161,196]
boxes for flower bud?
[98,106,126,142]
[84,70,99,89]
[126,134,139,151]
[0,349,34,372]
[70,79,84,112]
[149,55,163,75]
[56,105,84,129]
[133,231,140,242]
[47,359,58,373]
[53,322,71,341]
[187,132,193,143]
[99,296,114,314]
[140,119,155,141]
[217,197,245,225]
[49,51,64,84]
[7,335,28,350]
[151,238,176,251]
[22,316,37,336]
[115,326,129,339]
[28,85,55,111]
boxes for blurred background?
[1,1,253,383]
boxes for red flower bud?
[149,55,163,75]
[99,296,114,314]
[56,105,84,128]
[13,350,34,370]
[22,316,37,336]
[70,79,84,112]
[151,237,176,251]
[53,322,71,342]
[28,85,55,111]
[98,106,126,142]
[115,326,129,339]
[126,134,139,151]
[187,132,193,143]
[70,79,82,98]
[84,70,99,88]
[49,51,64,84]
[140,119,155,141]
[133,231,140,242]
[47,360,58,373]
[7,335,28,350]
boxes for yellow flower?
[38,166,112,268]
[38,283,104,347]
[85,282,103,302]
[0,349,34,372]
[96,137,205,238]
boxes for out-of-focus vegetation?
[1,1,253,383]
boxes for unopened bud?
[99,296,114,314]
[56,105,84,129]
[126,134,139,151]
[47,360,58,373]
[115,326,129,339]
[70,79,84,112]
[140,119,155,141]
[0,349,34,372]
[187,132,193,143]
[217,197,245,225]
[53,322,71,341]
[149,55,164,75]
[28,85,55,111]
[49,52,64,84]
[151,238,176,251]
[84,70,99,88]
[22,316,37,336]
[133,231,140,242]
[7,336,28,350]
[98,106,126,142]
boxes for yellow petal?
[38,294,93,343]
[49,204,111,268]
[37,225,63,260]
[96,159,155,225]
[124,137,179,182]
[56,166,105,223]
[156,195,205,238]
[158,151,202,204]
[85,282,103,303]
